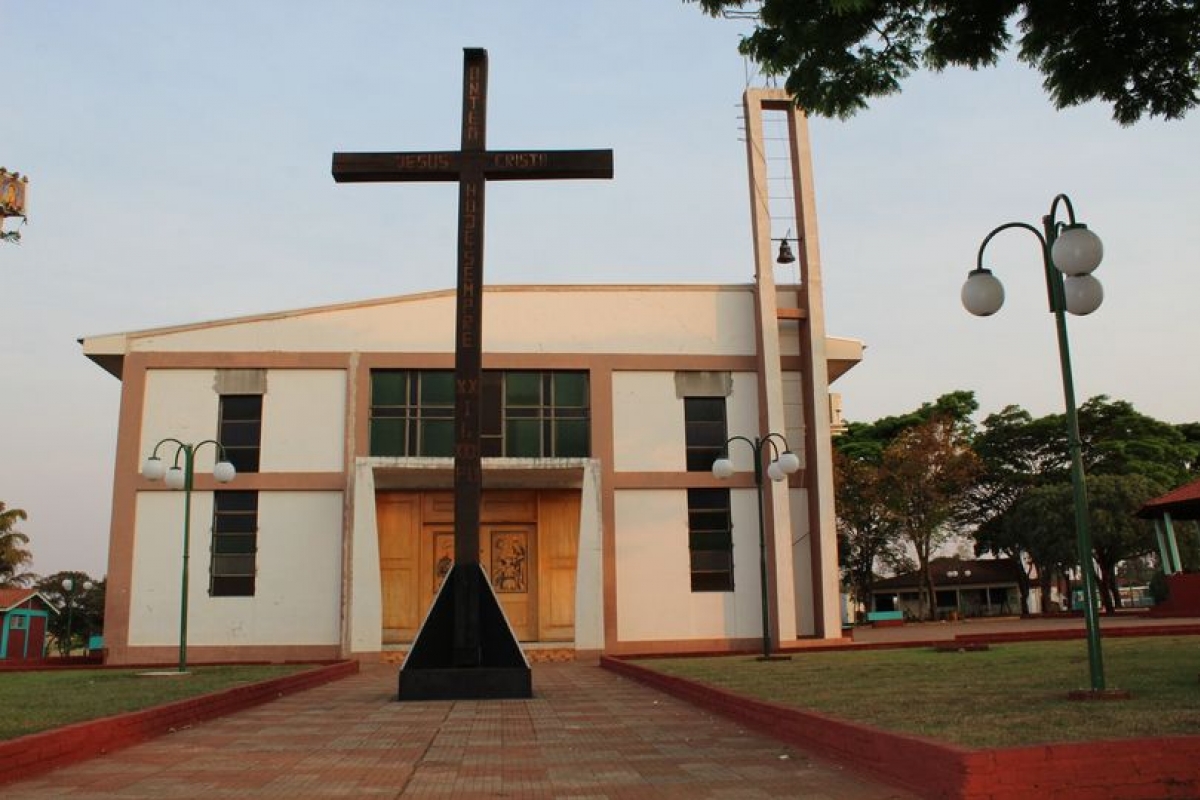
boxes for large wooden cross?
[333,48,613,668]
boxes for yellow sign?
[0,168,29,217]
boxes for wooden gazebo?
[1136,477,1200,616]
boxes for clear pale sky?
[4,2,1199,580]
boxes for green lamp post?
[142,439,236,673]
[961,193,1108,693]
[712,434,801,659]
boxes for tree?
[0,502,34,587]
[833,391,975,615]
[994,482,1080,612]
[36,572,105,657]
[969,397,1198,613]
[690,1,1200,124]
[970,406,1068,613]
[834,450,909,615]
[1086,474,1160,612]
[879,416,981,620]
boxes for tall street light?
[712,434,801,659]
[142,439,236,673]
[60,577,93,656]
[961,193,1108,694]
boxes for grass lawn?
[636,636,1200,749]
[0,665,310,741]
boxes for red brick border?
[601,656,1200,800]
[0,660,359,787]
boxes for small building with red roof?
[0,588,58,661]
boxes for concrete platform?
[3,661,915,799]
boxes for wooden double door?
[376,490,579,644]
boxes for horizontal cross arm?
[332,151,464,183]
[482,150,613,180]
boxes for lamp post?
[961,193,1107,693]
[60,577,94,656]
[712,434,801,659]
[142,439,236,673]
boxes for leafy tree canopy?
[691,0,1200,124]
[994,480,1080,611]
[835,389,977,463]
[1078,396,1200,487]
[0,502,34,588]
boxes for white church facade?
[81,90,864,665]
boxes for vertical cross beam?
[453,49,488,664]
[333,49,612,683]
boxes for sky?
[4,2,1199,580]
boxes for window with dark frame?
[210,491,258,597]
[218,395,263,473]
[500,371,590,458]
[684,397,728,472]
[688,488,734,592]
[369,371,456,457]
[370,369,589,458]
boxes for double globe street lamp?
[60,577,94,656]
[712,434,801,659]
[961,193,1108,694]
[142,439,236,673]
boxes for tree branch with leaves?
[690,0,1200,124]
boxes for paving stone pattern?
[5,662,916,799]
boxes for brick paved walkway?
[5,662,915,799]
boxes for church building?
[81,90,863,665]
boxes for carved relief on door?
[421,523,536,640]
[490,529,528,593]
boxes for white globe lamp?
[142,456,167,481]
[165,467,186,490]
[1064,274,1104,316]
[213,460,237,484]
[1051,225,1103,275]
[961,268,1005,316]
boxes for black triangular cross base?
[397,564,532,701]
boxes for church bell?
[776,238,796,265]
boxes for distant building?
[0,588,56,661]
[869,558,1023,620]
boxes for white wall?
[142,368,346,473]
[124,287,759,357]
[614,489,762,642]
[612,372,684,472]
[141,370,221,470]
[349,460,381,654]
[260,370,346,472]
[574,461,605,651]
[611,371,760,473]
[128,490,343,647]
